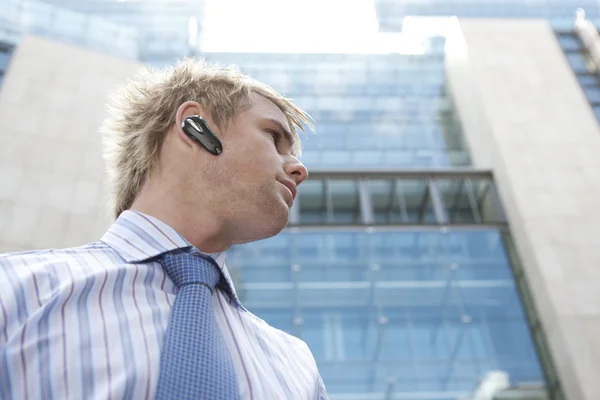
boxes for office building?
[2,1,600,399]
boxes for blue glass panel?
[300,150,319,166]
[594,105,600,121]
[228,229,543,396]
[578,74,599,86]
[557,34,582,51]
[320,151,352,165]
[197,50,472,167]
[317,132,346,150]
[354,150,383,165]
[566,53,591,75]
[584,86,600,103]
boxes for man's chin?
[259,217,288,240]
[233,215,288,245]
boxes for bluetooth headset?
[181,115,223,156]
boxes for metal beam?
[306,169,493,180]
[324,179,334,223]
[361,264,380,353]
[368,315,388,391]
[395,180,410,222]
[417,183,431,223]
[385,376,397,400]
[372,316,388,361]
[367,264,379,309]
[464,179,483,223]
[428,179,449,224]
[488,181,508,223]
[292,263,302,322]
[385,179,397,221]
[357,179,374,224]
[450,179,465,222]
[442,315,471,390]
[430,263,459,345]
[476,180,492,215]
[406,308,421,390]
[292,262,303,339]
[285,223,509,232]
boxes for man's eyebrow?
[265,118,297,154]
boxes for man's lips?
[279,180,297,202]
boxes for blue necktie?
[155,248,239,400]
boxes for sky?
[199,0,456,54]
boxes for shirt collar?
[101,210,245,310]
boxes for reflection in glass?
[438,179,478,223]
[298,180,362,224]
[299,176,506,227]
[298,180,326,223]
[370,179,428,223]
[228,229,544,395]
[328,180,361,224]
[200,52,470,169]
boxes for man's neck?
[131,184,233,253]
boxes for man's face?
[198,94,308,244]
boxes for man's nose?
[284,156,308,186]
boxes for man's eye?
[267,129,281,145]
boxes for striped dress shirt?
[0,210,328,400]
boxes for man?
[0,59,328,399]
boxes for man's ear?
[175,101,224,156]
[173,101,216,148]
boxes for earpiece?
[181,115,223,156]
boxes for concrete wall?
[0,35,142,252]
[446,19,600,400]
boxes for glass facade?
[223,170,547,399]
[203,51,470,170]
[194,3,582,394]
[228,228,543,396]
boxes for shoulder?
[0,241,124,350]
[0,241,114,269]
[244,311,318,366]
[0,241,118,290]
[234,309,328,396]
[282,330,315,361]
[0,241,122,315]
[261,321,326,395]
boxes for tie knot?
[159,249,221,290]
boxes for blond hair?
[101,58,313,219]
